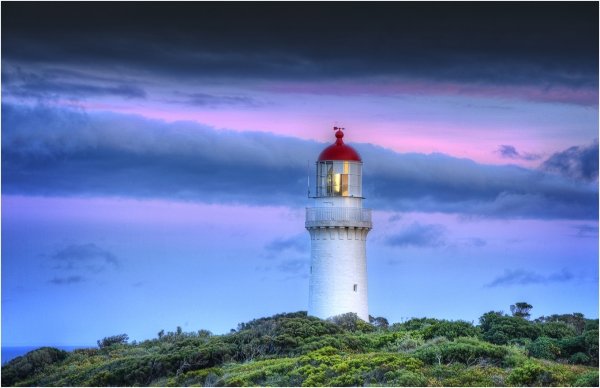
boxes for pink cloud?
[39,100,564,167]
[14,77,592,170]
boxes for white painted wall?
[307,227,370,321]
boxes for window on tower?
[353,284,358,292]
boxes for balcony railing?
[305,207,372,228]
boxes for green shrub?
[527,336,561,360]
[384,370,428,386]
[422,320,480,341]
[506,360,544,385]
[535,314,587,335]
[383,336,424,353]
[97,334,129,349]
[328,312,376,333]
[390,318,442,332]
[583,329,599,365]
[574,370,599,387]
[168,367,223,386]
[559,335,587,358]
[72,347,99,357]
[441,365,507,386]
[584,319,599,332]
[3,311,598,386]
[479,312,541,345]
[541,321,577,339]
[414,337,508,366]
[508,337,532,347]
[569,352,590,365]
[505,360,580,386]
[1,347,68,386]
[296,335,344,354]
[502,345,529,368]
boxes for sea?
[2,346,93,365]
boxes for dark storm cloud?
[265,235,308,254]
[2,3,597,98]
[169,92,261,108]
[3,67,147,100]
[50,243,119,274]
[49,276,84,285]
[465,238,487,248]
[364,145,598,220]
[2,103,316,205]
[496,145,541,161]
[485,269,574,288]
[388,214,402,223]
[386,223,446,248]
[2,104,598,220]
[573,225,599,238]
[277,259,308,276]
[259,237,309,277]
[540,140,599,182]
[46,243,118,285]
[264,234,308,260]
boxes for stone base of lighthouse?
[307,226,370,321]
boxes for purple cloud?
[497,145,541,161]
[573,224,599,238]
[49,243,118,277]
[386,222,446,248]
[485,269,574,288]
[540,140,599,182]
[49,275,85,285]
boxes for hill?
[2,308,598,386]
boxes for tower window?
[353,284,358,292]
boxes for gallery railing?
[305,207,372,228]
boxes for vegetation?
[3,305,598,386]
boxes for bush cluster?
[3,309,597,386]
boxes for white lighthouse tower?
[306,127,372,321]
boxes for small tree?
[198,329,212,337]
[329,312,374,332]
[369,315,390,330]
[97,334,129,348]
[511,302,533,319]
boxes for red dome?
[317,128,362,162]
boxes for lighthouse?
[306,127,372,321]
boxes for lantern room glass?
[316,161,362,197]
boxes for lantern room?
[315,127,363,198]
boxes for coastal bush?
[573,370,599,387]
[97,334,129,349]
[541,321,577,339]
[506,360,545,385]
[421,320,480,341]
[527,336,561,360]
[3,309,598,386]
[414,337,508,366]
[479,312,541,345]
[1,347,68,386]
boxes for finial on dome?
[333,126,344,144]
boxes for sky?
[1,3,598,347]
